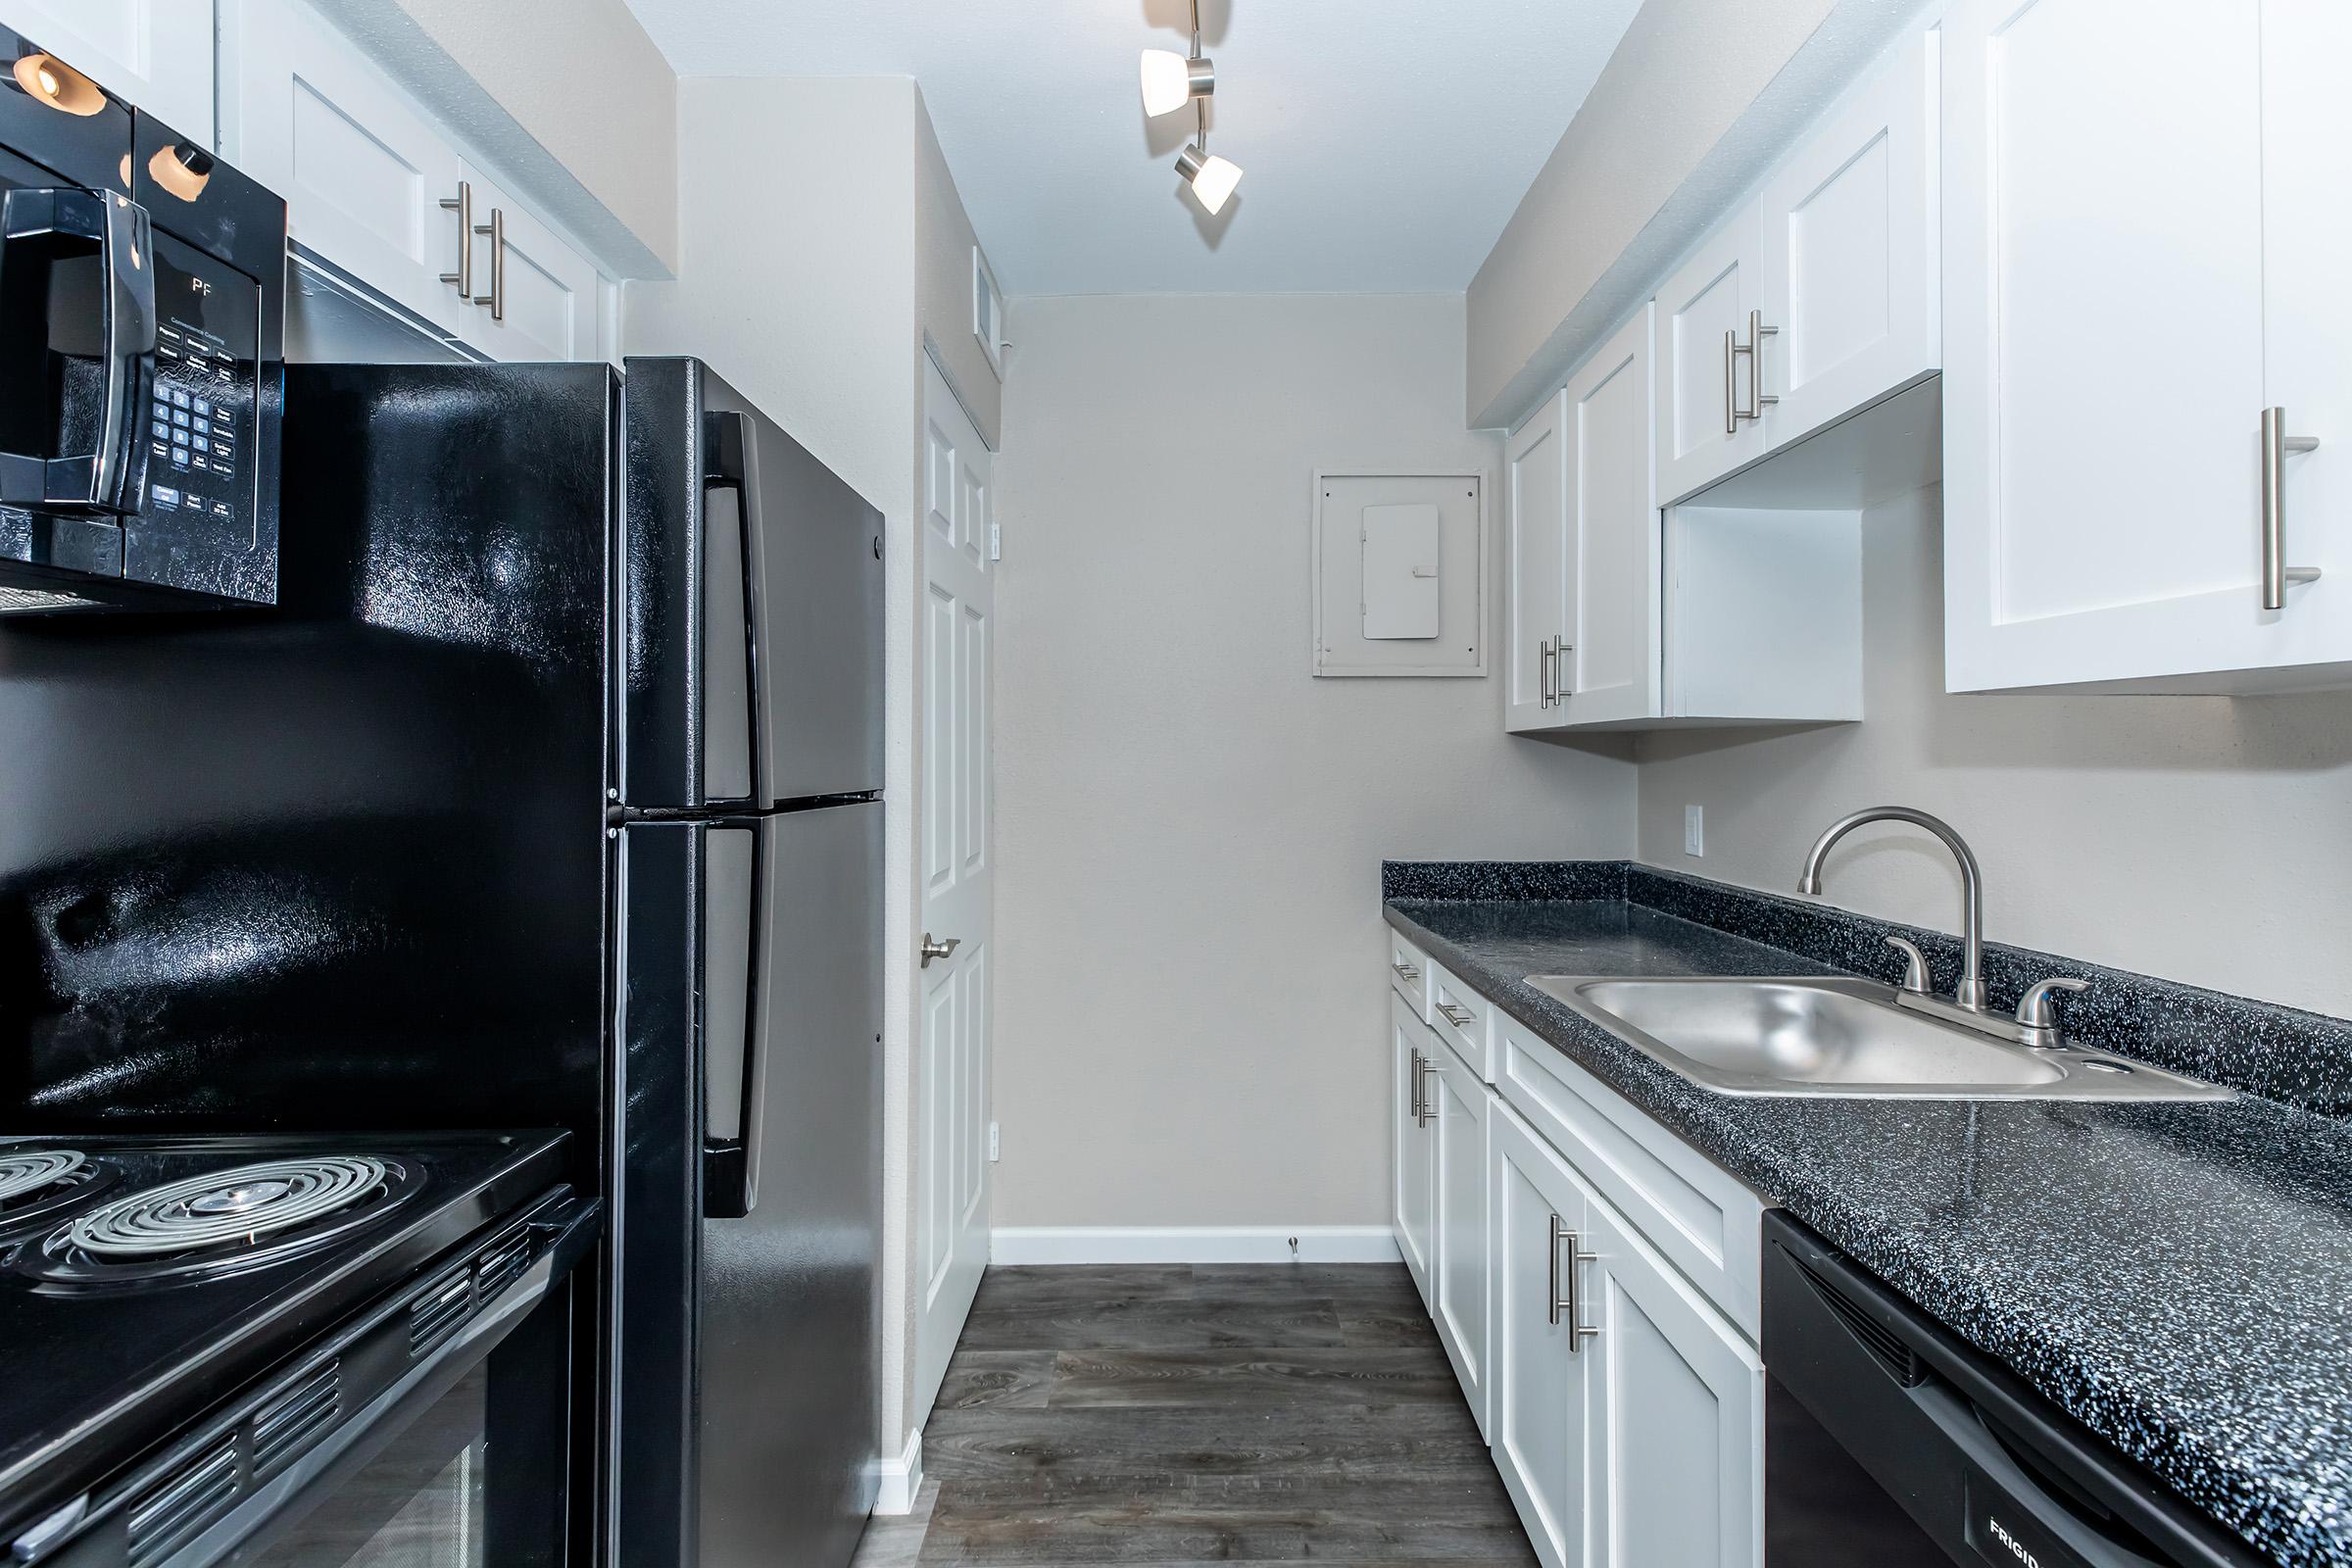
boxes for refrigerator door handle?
[700,818,766,1219]
[702,409,766,809]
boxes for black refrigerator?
[0,356,885,1568]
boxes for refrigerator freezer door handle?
[702,816,766,1219]
[704,409,766,809]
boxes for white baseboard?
[870,1424,923,1515]
[989,1225,1401,1265]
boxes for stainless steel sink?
[1525,975,2233,1101]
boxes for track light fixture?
[1141,0,1244,216]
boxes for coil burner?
[0,1149,115,1241]
[25,1155,415,1288]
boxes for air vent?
[475,1229,533,1300]
[126,1443,239,1567]
[1797,1256,1925,1387]
[408,1266,474,1358]
[251,1360,341,1478]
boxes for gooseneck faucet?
[1797,807,1987,1012]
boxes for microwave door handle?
[703,409,766,808]
[701,818,765,1219]
[0,188,156,514]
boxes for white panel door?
[1755,25,1938,447]
[1391,990,1434,1299]
[450,164,603,362]
[1652,208,1765,505]
[1504,393,1568,732]
[913,354,994,1418]
[1559,308,1657,728]
[1430,1039,1491,1437]
[220,0,465,335]
[2251,0,2352,678]
[1489,1104,1592,1568]
[1582,1192,1763,1568]
[1,0,214,144]
[1940,0,2271,692]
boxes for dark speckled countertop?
[1383,868,2352,1568]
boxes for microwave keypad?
[145,312,254,526]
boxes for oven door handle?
[0,186,157,514]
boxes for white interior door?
[913,354,994,1419]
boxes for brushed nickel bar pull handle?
[472,207,506,320]
[1547,1212,1567,1326]
[1747,310,1780,421]
[1391,960,1420,982]
[1568,1229,1599,1349]
[2261,406,2322,611]
[1409,1047,1424,1123]
[1435,1002,1474,1028]
[1416,1053,1440,1127]
[1539,636,1552,708]
[1556,642,1575,699]
[1723,327,1739,435]
[438,181,472,299]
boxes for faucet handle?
[2016,977,2090,1034]
[1884,936,1932,995]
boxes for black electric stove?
[0,1130,587,1565]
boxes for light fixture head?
[1175,143,1243,216]
[1140,49,1214,118]
[12,52,106,117]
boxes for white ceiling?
[619,0,1644,296]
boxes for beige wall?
[1636,484,2352,1019]
[993,292,1639,1232]
[1466,0,1924,428]
[345,0,678,275]
[620,74,933,1456]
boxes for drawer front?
[1427,961,1495,1081]
[1495,1008,1762,1339]
[1388,930,1431,1019]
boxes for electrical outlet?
[1684,805,1704,858]
[987,1121,1000,1162]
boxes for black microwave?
[0,32,284,615]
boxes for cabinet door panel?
[2255,0,2352,669]
[1653,210,1763,505]
[1757,26,1937,445]
[221,0,464,334]
[456,165,602,362]
[1583,1195,1762,1568]
[1431,1041,1490,1436]
[2,0,214,143]
[1942,0,2280,691]
[1489,1104,1589,1568]
[1392,991,1434,1298]
[1505,393,1568,732]
[1560,309,1656,726]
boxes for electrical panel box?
[1312,471,1486,676]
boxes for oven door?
[16,1196,599,1568]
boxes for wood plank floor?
[853,1264,1537,1568]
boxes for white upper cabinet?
[1753,26,1938,450]
[1656,26,1939,508]
[1653,210,1766,505]
[1941,0,2352,692]
[455,162,603,363]
[219,0,607,363]
[1507,307,1860,733]
[221,0,466,335]
[0,0,214,144]
[1505,393,1569,730]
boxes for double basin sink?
[1527,974,2231,1101]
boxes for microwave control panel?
[143,230,259,540]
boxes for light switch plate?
[1685,805,1704,858]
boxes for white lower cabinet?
[1430,1038,1491,1437]
[1393,989,1435,1299]
[1391,946,1763,1568]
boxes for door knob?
[920,933,961,967]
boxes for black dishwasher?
[1763,1212,2267,1568]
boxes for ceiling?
[619,0,1645,296]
